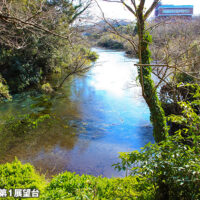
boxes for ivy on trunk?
[137,18,168,142]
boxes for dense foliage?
[0,0,97,101]
[115,135,200,199]
[0,159,154,200]
[41,172,153,200]
[0,159,46,200]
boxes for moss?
[138,25,168,142]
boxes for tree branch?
[144,0,160,20]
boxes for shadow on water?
[0,48,154,178]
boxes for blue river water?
[0,48,154,178]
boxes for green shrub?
[0,159,46,199]
[0,160,153,200]
[97,35,124,50]
[40,171,152,200]
[114,87,200,200]
[114,134,200,200]
[0,75,12,102]
[86,50,99,62]
[41,83,53,94]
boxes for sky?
[93,0,200,20]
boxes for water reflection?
[89,50,138,97]
[0,48,154,178]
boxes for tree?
[0,0,91,49]
[99,0,167,142]
[0,0,94,97]
[135,0,168,142]
[146,18,200,135]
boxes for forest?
[0,0,200,199]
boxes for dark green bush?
[114,87,200,200]
[0,36,54,93]
[98,39,124,50]
[114,134,200,200]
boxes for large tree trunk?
[137,15,167,143]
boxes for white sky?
[93,0,200,20]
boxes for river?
[0,48,154,178]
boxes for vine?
[138,26,168,142]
